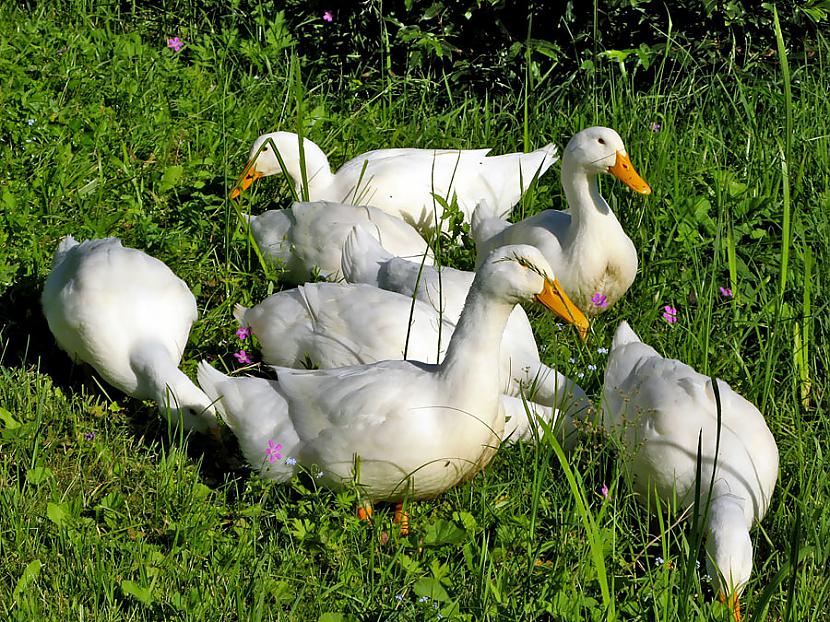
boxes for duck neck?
[703,494,752,597]
[439,283,514,387]
[561,159,614,232]
[274,134,335,197]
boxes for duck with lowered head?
[230,131,559,233]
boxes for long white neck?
[131,343,215,432]
[272,133,335,198]
[703,494,753,599]
[561,158,614,232]
[439,283,514,390]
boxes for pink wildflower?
[167,37,184,53]
[719,286,733,298]
[322,10,333,22]
[265,440,282,463]
[590,293,609,309]
[233,349,253,365]
[601,484,610,500]
[662,305,678,324]
[235,326,252,340]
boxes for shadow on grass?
[0,274,251,491]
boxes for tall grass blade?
[541,419,614,620]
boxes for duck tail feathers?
[233,304,249,326]
[471,199,509,248]
[611,321,641,349]
[52,235,80,267]
[340,225,392,286]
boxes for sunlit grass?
[0,3,828,621]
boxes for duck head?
[230,131,330,199]
[481,244,590,341]
[156,380,219,436]
[564,126,651,195]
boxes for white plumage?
[602,321,778,617]
[234,280,591,445]
[41,236,217,432]
[339,225,590,412]
[231,131,559,233]
[199,245,588,501]
[472,127,651,314]
[245,200,433,284]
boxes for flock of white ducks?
[41,126,778,619]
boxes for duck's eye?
[598,138,606,145]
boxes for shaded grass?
[1,3,828,621]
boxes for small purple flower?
[662,305,678,324]
[395,594,404,602]
[167,37,184,53]
[601,483,610,500]
[587,363,597,371]
[591,293,609,309]
[322,10,333,22]
[719,286,733,298]
[27,119,35,126]
[650,122,662,133]
[235,326,252,340]
[84,431,96,441]
[265,440,283,463]
[418,596,429,603]
[285,457,297,466]
[233,349,253,365]
[597,347,609,355]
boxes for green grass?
[1,3,828,620]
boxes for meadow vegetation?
[0,1,827,620]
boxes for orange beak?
[535,278,589,342]
[230,159,263,199]
[608,151,651,195]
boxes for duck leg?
[718,592,741,621]
[393,502,409,536]
[357,500,374,522]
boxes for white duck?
[41,236,217,433]
[602,322,778,620]
[340,226,589,410]
[230,131,559,233]
[198,245,587,507]
[234,282,591,444]
[244,200,433,284]
[472,127,651,314]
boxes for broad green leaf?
[0,407,20,429]
[423,518,466,547]
[46,502,68,526]
[121,580,154,605]
[14,559,42,599]
[27,466,53,485]
[413,577,450,602]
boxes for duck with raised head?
[234,280,591,446]
[472,126,651,314]
[199,245,588,519]
[602,322,778,621]
[340,225,589,413]
[230,131,559,233]
[41,236,217,433]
